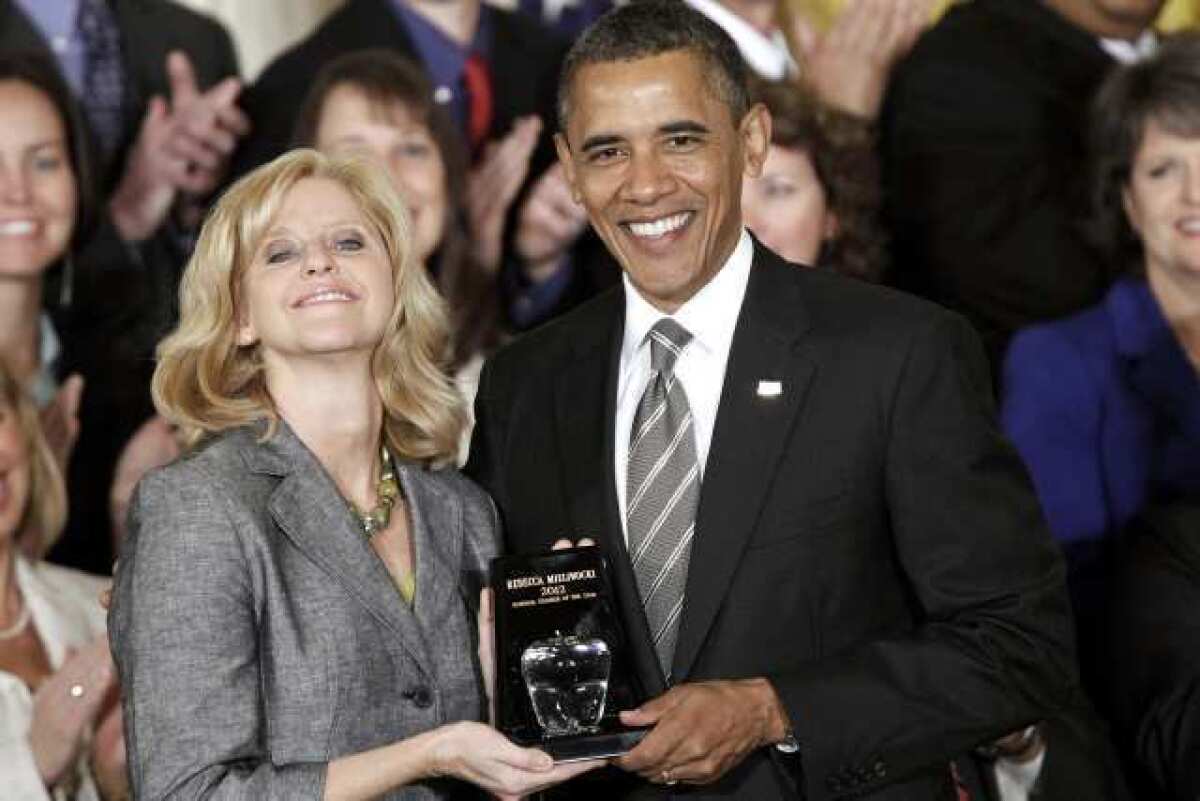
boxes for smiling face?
[1087,0,1164,34]
[0,79,77,281]
[1123,119,1200,287]
[0,397,30,546]
[555,49,769,313]
[314,84,448,266]
[742,144,834,266]
[237,177,396,369]
[1045,0,1163,38]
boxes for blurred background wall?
[175,0,346,80]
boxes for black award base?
[491,547,652,762]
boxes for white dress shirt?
[0,556,107,801]
[614,230,754,543]
[683,0,795,80]
[1099,30,1158,64]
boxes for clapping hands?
[789,0,930,119]
[467,116,542,272]
[110,51,250,241]
[27,636,119,788]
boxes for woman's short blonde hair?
[153,148,466,464]
[0,360,67,556]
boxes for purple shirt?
[13,0,85,93]
[386,0,493,137]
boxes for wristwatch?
[775,729,801,754]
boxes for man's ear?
[740,103,772,179]
[554,132,583,204]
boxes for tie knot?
[648,318,692,374]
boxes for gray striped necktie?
[626,318,700,676]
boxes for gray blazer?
[110,422,499,800]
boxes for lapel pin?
[756,380,783,398]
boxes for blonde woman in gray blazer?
[108,150,598,801]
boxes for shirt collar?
[683,0,793,80]
[387,0,493,88]
[13,0,79,43]
[30,313,61,409]
[1099,30,1158,64]
[621,229,754,363]
[1108,277,1173,359]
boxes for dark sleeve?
[1026,710,1133,801]
[1108,508,1200,800]
[771,313,1078,800]
[110,469,327,800]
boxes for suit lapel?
[400,463,464,632]
[554,290,669,694]
[555,296,620,543]
[0,1,46,52]
[671,247,818,681]
[248,424,434,673]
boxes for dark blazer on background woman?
[110,422,498,800]
[1002,278,1200,548]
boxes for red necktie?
[463,53,494,154]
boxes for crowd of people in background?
[1,0,1199,798]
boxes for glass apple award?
[520,632,612,737]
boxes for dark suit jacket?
[881,0,1118,373]
[233,0,564,177]
[467,243,1079,801]
[112,422,498,800]
[1107,499,1200,800]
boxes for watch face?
[775,733,800,754]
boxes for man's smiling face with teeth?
[555,49,769,313]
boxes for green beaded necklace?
[349,445,402,538]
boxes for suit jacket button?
[404,686,434,708]
[873,760,887,779]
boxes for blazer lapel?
[554,290,669,693]
[248,424,434,673]
[671,247,818,681]
[400,464,464,631]
[1111,279,1200,441]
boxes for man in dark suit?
[881,0,1164,374]
[466,2,1080,799]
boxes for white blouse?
[0,556,107,801]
